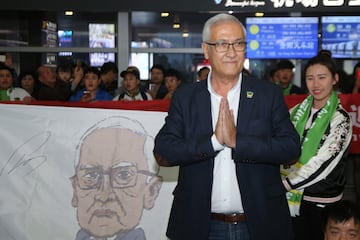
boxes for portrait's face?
[324,218,360,240]
[71,128,161,238]
[202,20,246,80]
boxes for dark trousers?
[292,200,328,240]
[209,219,250,240]
[353,154,360,204]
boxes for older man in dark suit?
[153,13,301,240]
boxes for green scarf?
[276,81,293,96]
[290,90,339,166]
[0,89,10,101]
[282,90,339,216]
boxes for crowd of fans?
[0,58,192,103]
[1,53,360,103]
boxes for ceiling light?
[182,31,189,37]
[173,14,181,29]
[65,11,74,16]
[161,12,169,17]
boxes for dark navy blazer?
[154,75,301,240]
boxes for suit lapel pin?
[246,91,254,98]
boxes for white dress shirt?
[208,73,244,213]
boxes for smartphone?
[149,83,156,91]
[0,55,6,62]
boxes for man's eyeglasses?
[205,40,247,53]
[72,165,156,190]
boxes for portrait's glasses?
[72,165,156,190]
[205,40,247,53]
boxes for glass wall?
[0,10,358,87]
[0,10,210,83]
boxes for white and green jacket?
[283,104,352,204]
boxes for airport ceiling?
[0,10,358,36]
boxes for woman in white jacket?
[281,52,353,240]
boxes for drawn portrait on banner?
[70,116,163,240]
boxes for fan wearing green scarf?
[280,53,352,240]
[275,59,306,96]
[0,65,31,102]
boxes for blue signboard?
[246,17,319,59]
[321,16,360,59]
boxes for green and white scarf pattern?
[282,91,339,216]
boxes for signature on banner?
[0,131,50,177]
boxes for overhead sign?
[246,17,318,59]
[321,16,360,59]
[215,0,360,11]
[1,0,360,12]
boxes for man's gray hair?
[202,13,246,42]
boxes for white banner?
[0,103,178,240]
